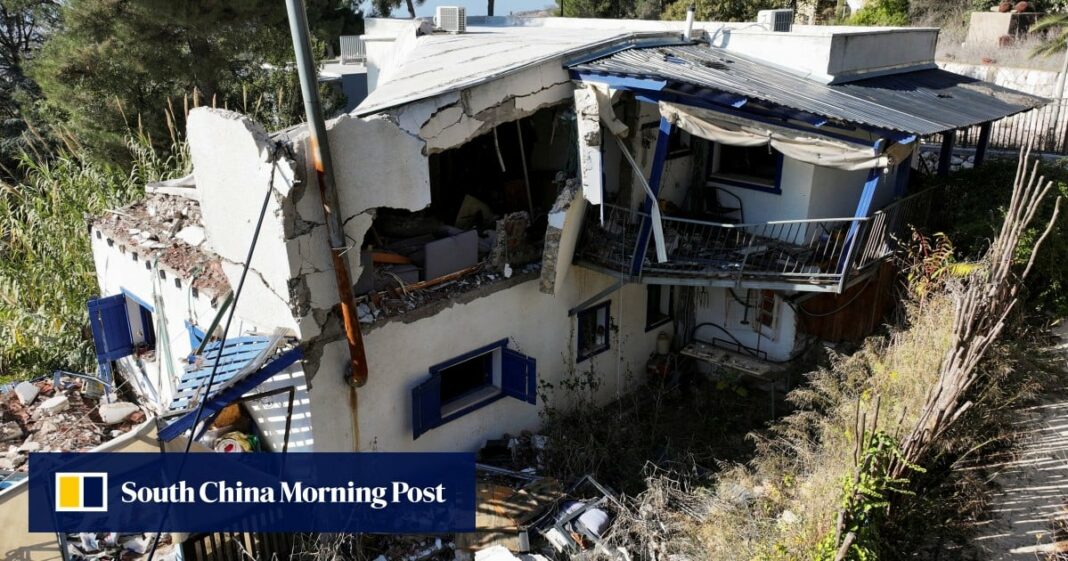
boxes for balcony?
[575,190,932,293]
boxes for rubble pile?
[67,532,178,561]
[367,537,455,561]
[93,193,230,298]
[357,263,540,323]
[0,376,144,470]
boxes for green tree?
[369,0,425,17]
[1032,13,1068,57]
[30,0,361,162]
[847,0,909,26]
[0,0,60,176]
[556,0,663,18]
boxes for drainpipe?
[285,0,369,387]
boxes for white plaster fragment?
[13,382,38,406]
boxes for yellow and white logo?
[55,472,108,512]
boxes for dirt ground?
[969,324,1068,559]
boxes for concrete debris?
[0,376,143,472]
[13,381,39,405]
[360,262,540,326]
[38,394,70,416]
[488,212,539,273]
[369,536,454,561]
[0,421,23,442]
[92,194,230,299]
[66,531,174,561]
[175,225,206,247]
[98,402,140,425]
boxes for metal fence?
[929,101,1068,155]
[576,190,934,293]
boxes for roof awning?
[568,44,1047,136]
[158,336,303,442]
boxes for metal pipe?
[684,4,696,41]
[285,0,369,387]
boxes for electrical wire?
[144,142,285,561]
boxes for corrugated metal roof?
[568,44,1047,135]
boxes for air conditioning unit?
[435,6,466,33]
[757,9,794,32]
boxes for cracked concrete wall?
[574,86,604,205]
[188,109,301,333]
[540,179,586,295]
[390,60,576,155]
[307,269,669,453]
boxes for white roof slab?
[355,25,645,116]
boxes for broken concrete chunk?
[0,421,23,442]
[99,401,140,425]
[175,225,206,247]
[38,394,70,416]
[17,440,40,453]
[13,381,39,405]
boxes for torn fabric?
[659,101,905,171]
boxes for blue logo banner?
[29,452,476,533]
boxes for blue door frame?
[629,116,674,276]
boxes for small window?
[646,285,673,331]
[577,301,611,362]
[412,339,536,439]
[87,291,156,364]
[712,144,781,190]
[725,289,778,339]
[122,291,157,352]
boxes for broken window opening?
[357,106,579,322]
[710,142,782,192]
[577,301,611,362]
[645,285,673,331]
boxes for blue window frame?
[411,339,536,439]
[708,143,784,195]
[186,321,207,350]
[577,301,611,362]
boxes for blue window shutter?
[87,295,133,362]
[412,375,442,439]
[501,348,537,404]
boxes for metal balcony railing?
[576,190,933,293]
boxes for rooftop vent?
[756,9,794,32]
[435,6,467,33]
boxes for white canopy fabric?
[659,101,913,171]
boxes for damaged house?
[79,14,1044,458]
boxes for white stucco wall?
[692,287,799,363]
[89,232,222,409]
[307,267,667,452]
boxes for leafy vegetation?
[847,0,910,26]
[0,132,187,382]
[926,158,1068,316]
[29,0,360,162]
